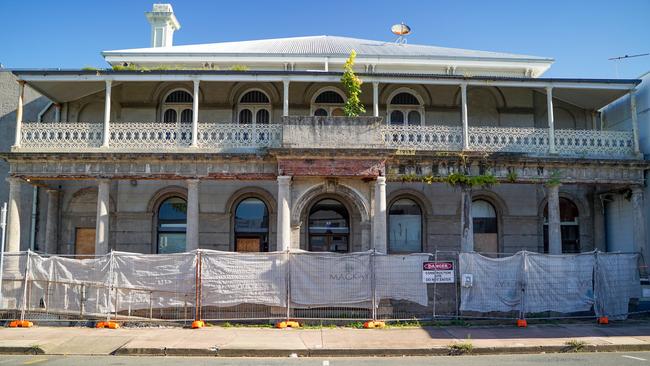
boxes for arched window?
[311,89,346,117]
[387,90,424,126]
[162,89,193,123]
[388,198,422,253]
[234,198,269,252]
[544,198,580,253]
[309,199,349,252]
[237,90,271,125]
[472,200,498,255]
[157,197,187,254]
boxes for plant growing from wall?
[341,50,366,117]
[506,170,518,183]
[230,64,249,71]
[546,170,562,187]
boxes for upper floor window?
[387,90,424,126]
[311,89,346,117]
[162,90,193,123]
[238,90,271,124]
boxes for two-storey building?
[2,4,646,259]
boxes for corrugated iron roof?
[103,35,552,62]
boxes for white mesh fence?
[0,249,644,323]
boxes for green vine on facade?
[546,170,562,187]
[341,50,366,117]
[394,172,498,188]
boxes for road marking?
[22,358,49,365]
[622,355,647,361]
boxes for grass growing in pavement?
[448,336,473,355]
[563,339,587,353]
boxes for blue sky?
[0,0,648,78]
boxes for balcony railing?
[16,120,637,159]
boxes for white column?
[630,90,641,155]
[6,177,22,252]
[460,83,469,150]
[460,186,474,252]
[13,81,25,148]
[631,187,647,258]
[45,189,59,254]
[283,80,290,117]
[95,179,110,255]
[277,176,292,251]
[102,80,112,148]
[373,176,387,253]
[191,80,200,148]
[186,179,200,251]
[547,184,562,254]
[372,82,379,117]
[546,86,556,154]
[54,103,61,123]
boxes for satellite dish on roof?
[391,23,411,44]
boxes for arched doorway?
[388,198,422,253]
[308,199,350,252]
[157,197,187,254]
[472,199,498,255]
[234,197,269,252]
[544,198,580,253]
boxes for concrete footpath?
[2,321,650,357]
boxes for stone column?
[546,86,556,154]
[277,176,292,251]
[13,81,25,148]
[630,90,641,156]
[373,176,387,253]
[54,103,61,123]
[6,177,22,252]
[460,186,474,252]
[283,80,290,117]
[102,80,112,148]
[95,179,110,255]
[546,184,562,254]
[45,189,60,254]
[191,80,200,148]
[460,83,469,150]
[631,187,647,258]
[186,179,200,251]
[372,82,379,117]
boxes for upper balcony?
[14,117,637,159]
[8,69,642,160]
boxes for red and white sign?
[422,261,455,283]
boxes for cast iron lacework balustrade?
[109,122,192,150]
[196,123,282,150]
[554,129,634,157]
[467,126,549,154]
[20,122,103,150]
[382,125,464,150]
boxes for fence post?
[285,250,291,321]
[20,250,32,321]
[106,251,115,322]
[519,251,527,322]
[370,250,377,321]
[194,250,203,322]
[0,202,7,308]
[432,250,438,319]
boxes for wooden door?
[75,228,96,257]
[236,237,261,252]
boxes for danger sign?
[422,261,455,283]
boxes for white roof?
[103,35,552,62]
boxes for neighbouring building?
[1,4,647,259]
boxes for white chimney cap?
[145,3,181,48]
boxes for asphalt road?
[1,353,650,366]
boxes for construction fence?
[0,249,644,325]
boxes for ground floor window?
[234,197,269,252]
[309,199,349,252]
[543,198,580,253]
[157,197,187,254]
[388,198,422,253]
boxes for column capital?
[105,79,113,86]
[283,79,290,86]
[277,175,292,185]
[372,81,379,87]
[17,80,26,86]
[186,178,200,187]
[5,176,23,185]
[376,176,386,185]
[631,185,644,195]
[193,79,201,86]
